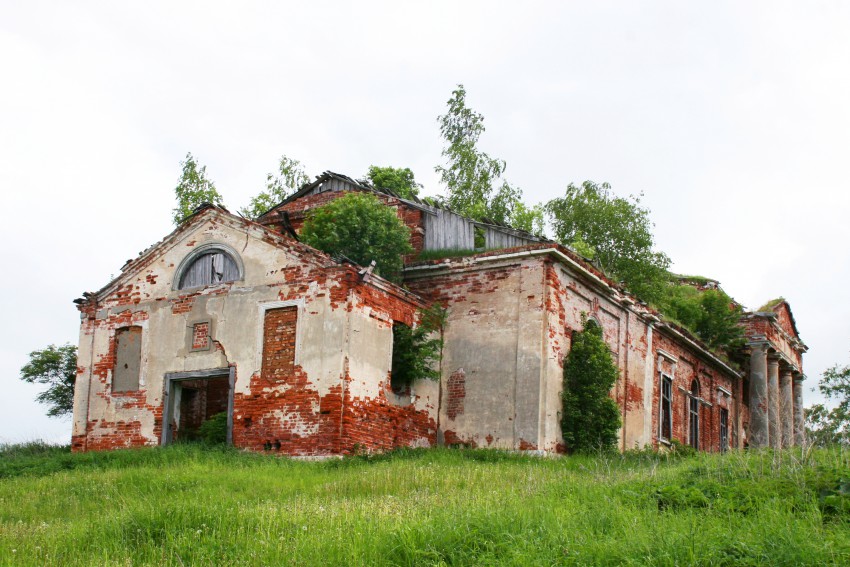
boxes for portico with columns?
[742,299,807,449]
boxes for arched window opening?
[689,379,700,449]
[177,249,240,290]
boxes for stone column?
[780,367,794,448]
[793,373,805,446]
[748,344,769,448]
[767,355,781,449]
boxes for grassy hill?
[1,443,848,566]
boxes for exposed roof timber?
[259,170,548,243]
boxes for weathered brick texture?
[446,369,465,420]
[192,322,210,350]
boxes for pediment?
[78,206,336,307]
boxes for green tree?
[366,166,422,200]
[240,155,310,219]
[173,153,224,225]
[300,192,413,282]
[545,181,671,303]
[561,319,621,453]
[806,363,850,446]
[491,183,545,236]
[19,344,77,418]
[435,85,543,232]
[656,284,744,352]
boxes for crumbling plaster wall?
[406,255,548,451]
[407,247,741,454]
[543,259,654,452]
[73,214,436,453]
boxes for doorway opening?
[161,368,235,446]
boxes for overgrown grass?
[1,443,848,565]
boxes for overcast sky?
[1,1,848,444]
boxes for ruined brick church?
[71,172,807,454]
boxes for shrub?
[198,412,228,445]
[561,319,621,453]
[300,192,413,283]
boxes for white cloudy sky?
[1,1,848,444]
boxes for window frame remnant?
[719,407,729,453]
[173,242,244,291]
[660,373,673,443]
[688,379,700,450]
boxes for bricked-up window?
[113,326,142,392]
[689,379,700,450]
[261,306,297,381]
[191,322,210,351]
[660,374,673,442]
[178,251,239,290]
[719,408,729,453]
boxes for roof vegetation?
[757,297,786,312]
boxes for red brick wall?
[231,305,343,454]
[650,332,737,452]
[342,374,437,452]
[229,281,431,456]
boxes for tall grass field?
[1,443,848,565]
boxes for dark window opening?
[660,374,673,442]
[689,379,700,450]
[390,322,412,396]
[178,251,239,290]
[719,408,729,453]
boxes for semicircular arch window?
[178,250,240,290]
